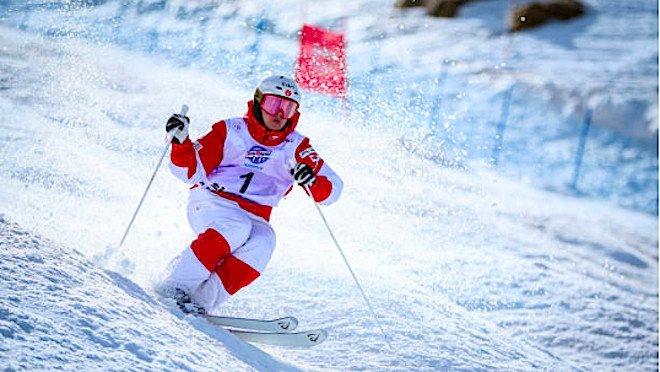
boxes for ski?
[198,314,327,347]
[200,314,298,333]
[227,328,328,347]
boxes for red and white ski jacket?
[169,101,343,221]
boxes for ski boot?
[173,289,206,315]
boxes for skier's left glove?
[166,114,190,144]
[292,162,316,187]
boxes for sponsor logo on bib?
[246,145,272,165]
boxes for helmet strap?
[253,100,265,125]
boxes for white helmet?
[254,75,301,105]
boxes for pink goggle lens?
[261,95,299,119]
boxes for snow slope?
[0,217,298,372]
[0,25,657,371]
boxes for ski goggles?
[260,94,299,119]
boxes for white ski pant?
[162,188,275,312]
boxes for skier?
[160,75,343,314]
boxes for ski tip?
[277,317,299,332]
[306,329,328,346]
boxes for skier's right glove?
[166,114,190,144]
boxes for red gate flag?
[295,24,347,98]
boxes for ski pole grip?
[180,104,189,117]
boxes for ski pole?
[119,104,189,248]
[303,185,392,348]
